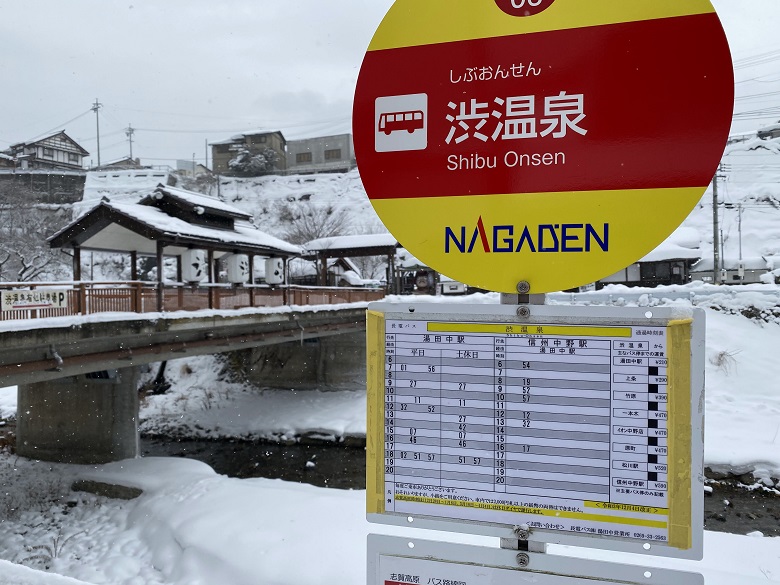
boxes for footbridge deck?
[0,304,369,387]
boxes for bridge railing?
[0,282,385,321]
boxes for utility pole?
[125,124,135,160]
[738,203,743,262]
[91,99,102,167]
[712,167,720,283]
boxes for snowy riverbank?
[0,456,778,585]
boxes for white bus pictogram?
[375,94,428,153]
[378,110,425,135]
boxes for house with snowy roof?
[758,121,780,140]
[8,130,88,171]
[211,131,287,175]
[596,227,702,288]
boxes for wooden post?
[73,245,82,282]
[282,257,289,306]
[130,251,138,281]
[248,254,255,307]
[78,282,87,316]
[131,282,141,313]
[320,254,328,287]
[176,255,184,310]
[207,250,215,310]
[387,253,394,295]
[156,241,164,312]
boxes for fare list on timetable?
[383,320,670,542]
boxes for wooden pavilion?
[48,184,301,311]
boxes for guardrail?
[0,281,385,321]
[548,286,780,305]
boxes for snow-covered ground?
[0,455,778,585]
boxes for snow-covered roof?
[109,200,298,253]
[639,226,701,263]
[0,153,14,161]
[691,256,771,272]
[144,184,252,219]
[303,233,397,253]
[758,121,780,133]
[210,130,285,146]
[49,197,300,257]
[12,130,89,155]
[396,249,427,270]
[81,169,173,206]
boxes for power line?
[26,109,93,142]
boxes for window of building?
[68,153,79,163]
[296,152,312,163]
[324,148,342,160]
[43,148,54,158]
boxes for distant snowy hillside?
[204,139,780,264]
[204,170,384,239]
[83,137,780,277]
[685,137,780,268]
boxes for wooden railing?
[0,282,386,321]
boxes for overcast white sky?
[0,0,778,169]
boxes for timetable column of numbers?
[384,333,396,493]
[393,334,442,486]
[494,337,507,492]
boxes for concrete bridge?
[0,294,373,465]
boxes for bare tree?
[349,219,390,280]
[0,180,70,282]
[276,201,351,245]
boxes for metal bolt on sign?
[514,525,531,540]
[516,281,531,295]
[516,552,530,568]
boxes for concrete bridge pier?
[241,331,366,389]
[16,367,139,464]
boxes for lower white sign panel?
[368,535,703,585]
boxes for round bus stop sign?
[353,0,733,294]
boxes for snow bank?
[0,560,93,585]
[34,459,780,584]
[0,386,16,420]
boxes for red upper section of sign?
[354,14,734,200]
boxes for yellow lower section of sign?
[371,187,705,294]
[366,310,386,516]
[667,319,694,551]
[396,494,668,529]
[369,0,715,51]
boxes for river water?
[140,436,780,538]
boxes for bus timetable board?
[366,304,705,559]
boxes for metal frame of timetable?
[367,534,704,585]
[366,303,705,560]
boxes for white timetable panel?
[367,535,704,585]
[367,304,704,558]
